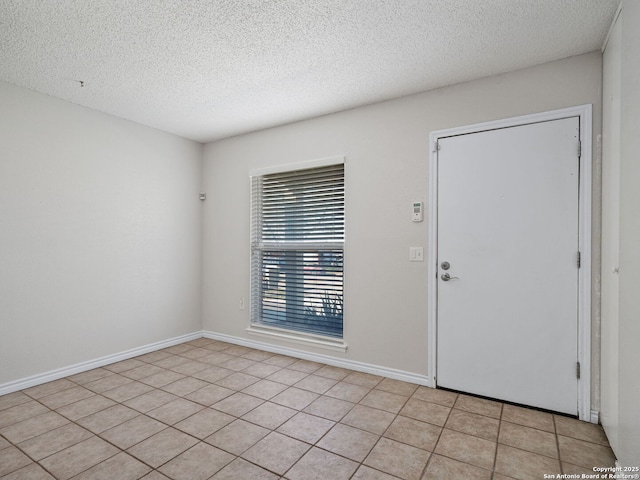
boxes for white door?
[436,117,580,415]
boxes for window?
[250,158,344,340]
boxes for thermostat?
[412,202,423,222]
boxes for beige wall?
[602,0,640,466]
[0,49,610,426]
[202,52,603,393]
[0,81,203,386]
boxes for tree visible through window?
[251,161,344,338]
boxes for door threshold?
[437,386,578,419]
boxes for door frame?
[427,105,593,422]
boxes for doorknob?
[441,272,459,281]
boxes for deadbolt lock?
[440,261,450,270]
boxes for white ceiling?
[0,0,619,143]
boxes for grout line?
[494,406,502,476]
[555,414,565,474]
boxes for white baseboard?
[0,329,431,397]
[2,329,594,419]
[203,330,432,387]
[0,331,204,396]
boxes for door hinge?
[577,251,581,268]
[576,362,581,379]
[435,140,440,152]
[577,140,582,158]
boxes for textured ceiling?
[0,0,619,143]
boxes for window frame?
[247,156,347,352]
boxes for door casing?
[427,105,593,422]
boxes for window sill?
[246,325,348,353]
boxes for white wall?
[602,0,640,466]
[202,53,603,387]
[0,81,203,386]
[601,6,622,457]
[618,0,640,465]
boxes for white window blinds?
[251,162,344,338]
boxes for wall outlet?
[239,298,245,310]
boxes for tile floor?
[0,338,616,480]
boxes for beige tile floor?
[0,338,616,480]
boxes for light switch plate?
[410,247,424,262]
